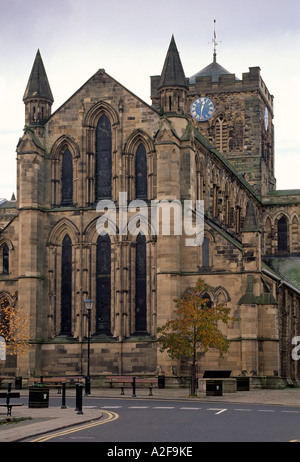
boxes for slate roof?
[158,35,188,90]
[23,49,54,102]
[189,57,236,84]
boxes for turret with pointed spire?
[157,35,188,114]
[23,49,54,126]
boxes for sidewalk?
[1,386,300,442]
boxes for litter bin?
[206,380,222,396]
[28,386,49,408]
[158,375,165,389]
[15,376,22,389]
[236,377,250,391]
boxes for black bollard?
[61,382,67,409]
[132,376,136,398]
[75,383,83,414]
[85,375,91,396]
[7,382,12,393]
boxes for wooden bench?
[28,376,84,393]
[0,390,23,416]
[106,376,158,396]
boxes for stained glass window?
[135,143,147,199]
[202,237,210,267]
[135,233,147,332]
[61,235,72,335]
[278,216,288,252]
[2,244,9,274]
[95,115,112,200]
[96,234,111,334]
[61,149,73,205]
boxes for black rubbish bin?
[158,375,165,389]
[28,386,49,408]
[206,380,223,396]
[236,377,250,391]
[15,376,22,389]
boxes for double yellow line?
[31,410,119,442]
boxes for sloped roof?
[242,197,260,232]
[23,49,54,102]
[158,35,188,90]
[189,58,236,84]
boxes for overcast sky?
[1,0,300,199]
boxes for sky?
[1,0,300,200]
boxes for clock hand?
[200,101,205,117]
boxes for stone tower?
[187,55,275,195]
[151,39,275,195]
[23,49,54,127]
[156,35,188,115]
[15,50,54,374]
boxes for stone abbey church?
[1,35,300,386]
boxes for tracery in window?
[95,114,112,200]
[96,234,111,334]
[135,233,147,332]
[2,244,9,274]
[202,237,210,268]
[61,149,73,205]
[135,143,147,199]
[61,235,72,335]
[277,216,288,253]
[215,115,228,152]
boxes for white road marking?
[153,406,175,409]
[207,408,227,415]
[180,407,201,410]
[101,406,123,409]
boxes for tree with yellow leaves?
[157,278,236,395]
[0,295,31,356]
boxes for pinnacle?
[23,49,54,102]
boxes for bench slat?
[0,392,20,398]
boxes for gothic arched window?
[61,149,73,205]
[135,233,147,332]
[95,114,112,201]
[265,217,272,254]
[2,244,9,274]
[215,115,228,152]
[202,237,210,268]
[135,143,147,199]
[96,234,111,334]
[61,235,72,335]
[278,216,288,252]
[202,292,213,308]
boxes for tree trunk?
[191,360,197,395]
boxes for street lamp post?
[84,298,94,395]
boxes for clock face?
[264,107,268,131]
[191,97,215,122]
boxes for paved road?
[23,396,300,443]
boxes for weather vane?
[211,19,221,62]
